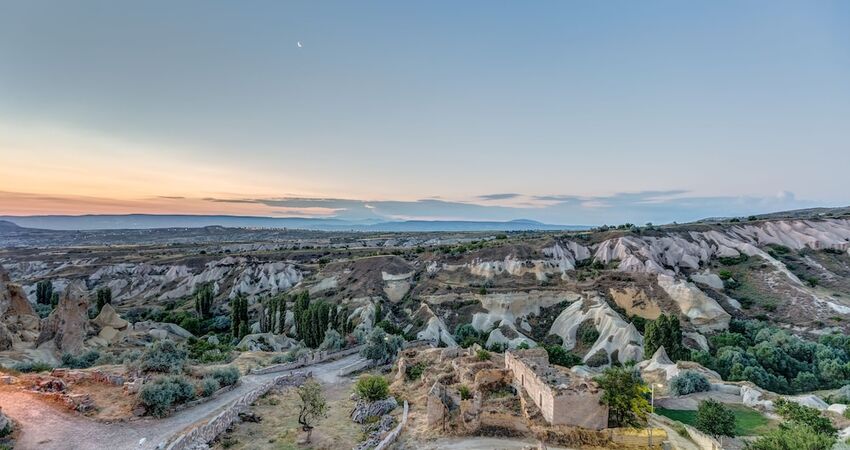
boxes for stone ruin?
[505,348,608,430]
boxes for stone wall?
[250,345,363,375]
[373,400,408,450]
[164,372,307,450]
[505,351,608,430]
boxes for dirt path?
[0,354,364,450]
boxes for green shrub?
[360,328,404,364]
[355,375,389,402]
[61,350,101,369]
[405,361,428,381]
[585,349,610,367]
[9,361,54,373]
[577,320,600,346]
[199,376,221,397]
[744,424,834,450]
[454,324,486,348]
[207,366,240,387]
[476,349,491,361]
[543,344,582,368]
[459,385,472,400]
[669,371,711,396]
[318,329,344,351]
[137,375,196,417]
[140,339,187,373]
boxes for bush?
[318,329,343,351]
[774,398,836,436]
[186,337,232,363]
[61,350,101,369]
[207,366,240,387]
[137,375,196,417]
[585,349,610,367]
[476,349,491,361]
[360,328,404,364]
[577,320,600,346]
[669,371,711,396]
[199,376,221,397]
[405,361,428,381]
[454,323,486,348]
[744,424,834,450]
[9,361,54,373]
[459,385,472,400]
[543,344,582,368]
[355,375,389,402]
[140,339,187,373]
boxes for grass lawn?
[656,404,777,436]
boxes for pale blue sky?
[1,1,848,224]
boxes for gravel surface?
[0,354,363,450]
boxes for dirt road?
[0,354,364,450]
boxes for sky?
[1,1,849,225]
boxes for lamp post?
[649,383,662,447]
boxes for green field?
[656,404,777,436]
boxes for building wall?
[505,351,608,430]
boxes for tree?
[36,280,54,305]
[773,399,836,437]
[695,400,736,441]
[259,294,286,334]
[297,379,328,443]
[95,287,112,314]
[230,293,249,340]
[193,283,214,320]
[643,314,685,361]
[293,291,311,340]
[594,365,651,428]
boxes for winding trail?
[0,354,363,450]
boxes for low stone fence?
[338,358,373,377]
[373,400,408,450]
[250,345,364,375]
[164,372,308,450]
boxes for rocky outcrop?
[36,282,90,354]
[351,397,398,424]
[549,295,644,365]
[0,265,40,351]
[656,274,730,332]
[236,333,297,352]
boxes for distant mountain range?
[0,215,589,232]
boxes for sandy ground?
[0,353,363,450]
[212,378,363,450]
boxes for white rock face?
[415,304,457,347]
[690,271,724,290]
[549,295,644,365]
[20,257,303,304]
[656,274,731,332]
[470,291,579,332]
[485,327,535,349]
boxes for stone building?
[505,348,608,430]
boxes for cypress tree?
[96,287,112,313]
[194,283,214,320]
[36,280,54,305]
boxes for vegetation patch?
[656,404,774,436]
